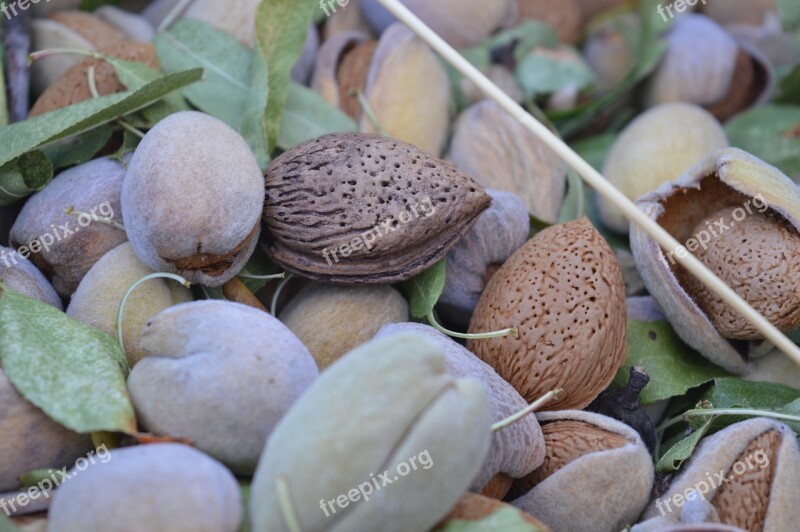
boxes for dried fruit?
[47,443,242,532]
[0,246,62,310]
[249,332,492,532]
[376,322,546,491]
[30,41,160,117]
[128,300,319,474]
[631,148,800,374]
[10,157,127,296]
[439,190,530,329]
[435,492,550,530]
[640,418,800,531]
[509,410,654,532]
[262,132,491,284]
[66,242,193,367]
[468,217,627,410]
[597,103,729,234]
[279,283,408,369]
[121,111,265,287]
[448,100,567,223]
[0,370,91,491]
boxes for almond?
[468,217,627,410]
[262,132,491,283]
[435,492,549,530]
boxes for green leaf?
[278,83,358,150]
[41,125,115,170]
[516,51,595,99]
[237,247,281,293]
[570,133,617,172]
[461,21,559,71]
[780,0,800,32]
[0,284,136,435]
[725,104,800,180]
[656,414,715,473]
[439,506,547,531]
[703,378,800,412]
[241,42,271,169]
[556,169,585,223]
[0,151,54,206]
[255,0,318,153]
[0,68,202,170]
[0,513,21,532]
[154,19,252,128]
[611,321,730,404]
[403,260,447,320]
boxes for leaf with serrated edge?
[0,285,136,434]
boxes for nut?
[66,242,193,367]
[0,370,91,492]
[702,0,778,27]
[630,148,800,374]
[507,0,584,44]
[279,283,408,369]
[0,245,62,310]
[641,417,800,531]
[47,443,242,532]
[249,332,492,532]
[262,132,491,284]
[10,157,127,297]
[121,111,265,287]
[439,189,531,329]
[680,206,800,340]
[460,65,524,105]
[448,100,567,223]
[509,410,654,532]
[435,492,550,530]
[128,300,319,474]
[376,322,546,491]
[94,6,156,42]
[597,103,729,234]
[324,0,374,40]
[645,14,774,122]
[468,217,627,410]
[583,14,636,96]
[30,40,160,117]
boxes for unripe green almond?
[121,111,264,287]
[67,242,193,367]
[0,245,62,310]
[279,283,409,369]
[128,300,319,475]
[250,332,493,532]
[46,443,242,532]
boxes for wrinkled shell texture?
[682,207,800,340]
[642,417,800,531]
[46,443,242,532]
[279,283,409,369]
[468,217,627,409]
[262,132,490,283]
[598,103,728,234]
[439,189,531,328]
[449,100,567,223]
[67,242,193,367]
[250,332,492,532]
[0,246,62,310]
[511,410,654,532]
[121,111,264,287]
[10,157,127,296]
[128,300,318,474]
[0,370,92,491]
[375,322,545,491]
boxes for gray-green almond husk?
[631,148,800,375]
[249,332,493,532]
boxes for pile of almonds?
[1,1,799,532]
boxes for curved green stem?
[271,274,294,316]
[29,47,101,64]
[656,408,800,436]
[354,90,388,136]
[276,475,303,532]
[117,273,191,352]
[87,65,100,98]
[427,310,517,340]
[492,389,562,432]
[237,272,286,281]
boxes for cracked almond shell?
[121,111,264,287]
[468,217,627,410]
[262,132,491,284]
[630,148,800,374]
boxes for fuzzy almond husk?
[249,332,492,532]
[0,246,62,310]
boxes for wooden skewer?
[377,0,800,367]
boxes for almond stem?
[353,89,388,136]
[276,474,303,532]
[427,309,517,340]
[271,274,294,316]
[656,408,800,436]
[492,389,563,432]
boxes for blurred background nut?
[435,493,550,530]
[448,100,566,223]
[459,65,524,105]
[279,283,409,369]
[67,242,193,367]
[596,103,729,234]
[0,246,62,310]
[468,217,627,410]
[508,410,654,532]
[10,157,127,297]
[94,6,155,42]
[438,190,530,329]
[645,14,774,122]
[582,14,636,96]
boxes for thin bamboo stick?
[377,0,800,367]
